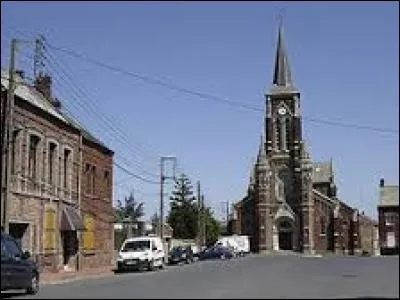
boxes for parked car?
[168,246,194,265]
[1,233,40,294]
[199,245,235,260]
[116,236,165,272]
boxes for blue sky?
[1,1,398,220]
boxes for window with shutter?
[43,206,56,251]
[83,214,95,251]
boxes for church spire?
[272,24,293,87]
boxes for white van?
[215,235,250,256]
[232,235,250,256]
[116,236,165,272]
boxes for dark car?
[1,233,40,295]
[168,246,194,265]
[199,245,235,260]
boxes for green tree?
[203,207,221,245]
[167,173,198,239]
[114,191,145,223]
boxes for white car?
[116,236,165,272]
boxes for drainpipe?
[76,132,83,271]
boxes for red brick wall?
[80,139,114,270]
[5,93,81,272]
[312,194,335,254]
[3,85,116,274]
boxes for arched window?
[280,116,286,150]
[320,216,326,234]
[275,115,290,151]
[275,118,280,149]
[28,134,41,180]
[285,117,291,149]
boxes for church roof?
[273,25,292,87]
[268,24,298,94]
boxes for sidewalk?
[40,265,115,285]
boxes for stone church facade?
[233,26,377,255]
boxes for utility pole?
[159,156,176,240]
[226,201,230,227]
[220,201,230,234]
[1,38,17,233]
[196,181,201,245]
[160,159,164,239]
[34,35,45,78]
[201,194,206,246]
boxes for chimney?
[34,73,52,100]
[379,178,384,187]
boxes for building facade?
[1,70,114,273]
[232,26,377,255]
[377,179,399,255]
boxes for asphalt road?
[2,255,399,299]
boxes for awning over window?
[60,206,85,231]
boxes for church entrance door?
[278,220,294,251]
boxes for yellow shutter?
[83,214,95,250]
[43,206,56,250]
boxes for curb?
[41,268,116,285]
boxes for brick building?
[232,26,377,255]
[377,179,399,255]
[1,69,114,274]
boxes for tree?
[114,191,145,223]
[203,207,221,245]
[167,173,198,239]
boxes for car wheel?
[148,260,155,271]
[159,259,165,269]
[26,273,39,295]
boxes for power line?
[114,162,159,185]
[39,52,160,179]
[46,42,263,111]
[1,74,160,186]
[4,34,398,136]
[41,44,161,163]
[45,42,398,135]
[42,47,161,163]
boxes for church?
[232,25,377,255]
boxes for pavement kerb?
[41,268,115,286]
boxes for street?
[2,255,399,299]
